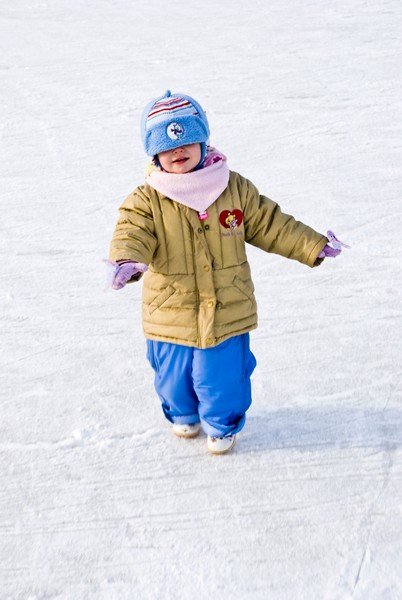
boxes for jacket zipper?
[190,227,201,346]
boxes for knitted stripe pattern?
[146,96,199,129]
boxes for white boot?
[207,434,236,455]
[172,423,201,439]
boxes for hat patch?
[167,122,184,140]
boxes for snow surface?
[1,0,402,598]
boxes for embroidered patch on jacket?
[219,209,243,230]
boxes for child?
[109,90,342,455]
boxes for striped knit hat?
[141,90,210,160]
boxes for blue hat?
[141,90,210,162]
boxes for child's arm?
[109,186,157,266]
[239,175,327,267]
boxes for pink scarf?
[145,147,229,213]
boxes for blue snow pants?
[146,333,257,437]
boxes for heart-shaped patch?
[219,209,243,230]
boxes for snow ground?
[1,0,401,598]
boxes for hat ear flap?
[199,142,207,164]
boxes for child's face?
[157,143,202,174]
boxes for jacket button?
[205,225,210,230]
[203,265,210,272]
[206,338,213,346]
[198,228,203,233]
[207,300,214,308]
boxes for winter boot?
[172,423,201,439]
[207,434,236,455]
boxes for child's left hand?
[318,245,341,258]
[318,231,350,259]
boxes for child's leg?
[146,340,200,425]
[192,333,257,437]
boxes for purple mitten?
[318,245,341,259]
[327,230,350,250]
[111,261,148,290]
[318,230,350,259]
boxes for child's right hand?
[111,261,148,290]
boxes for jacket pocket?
[148,285,176,315]
[232,275,255,302]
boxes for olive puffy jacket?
[109,170,327,348]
